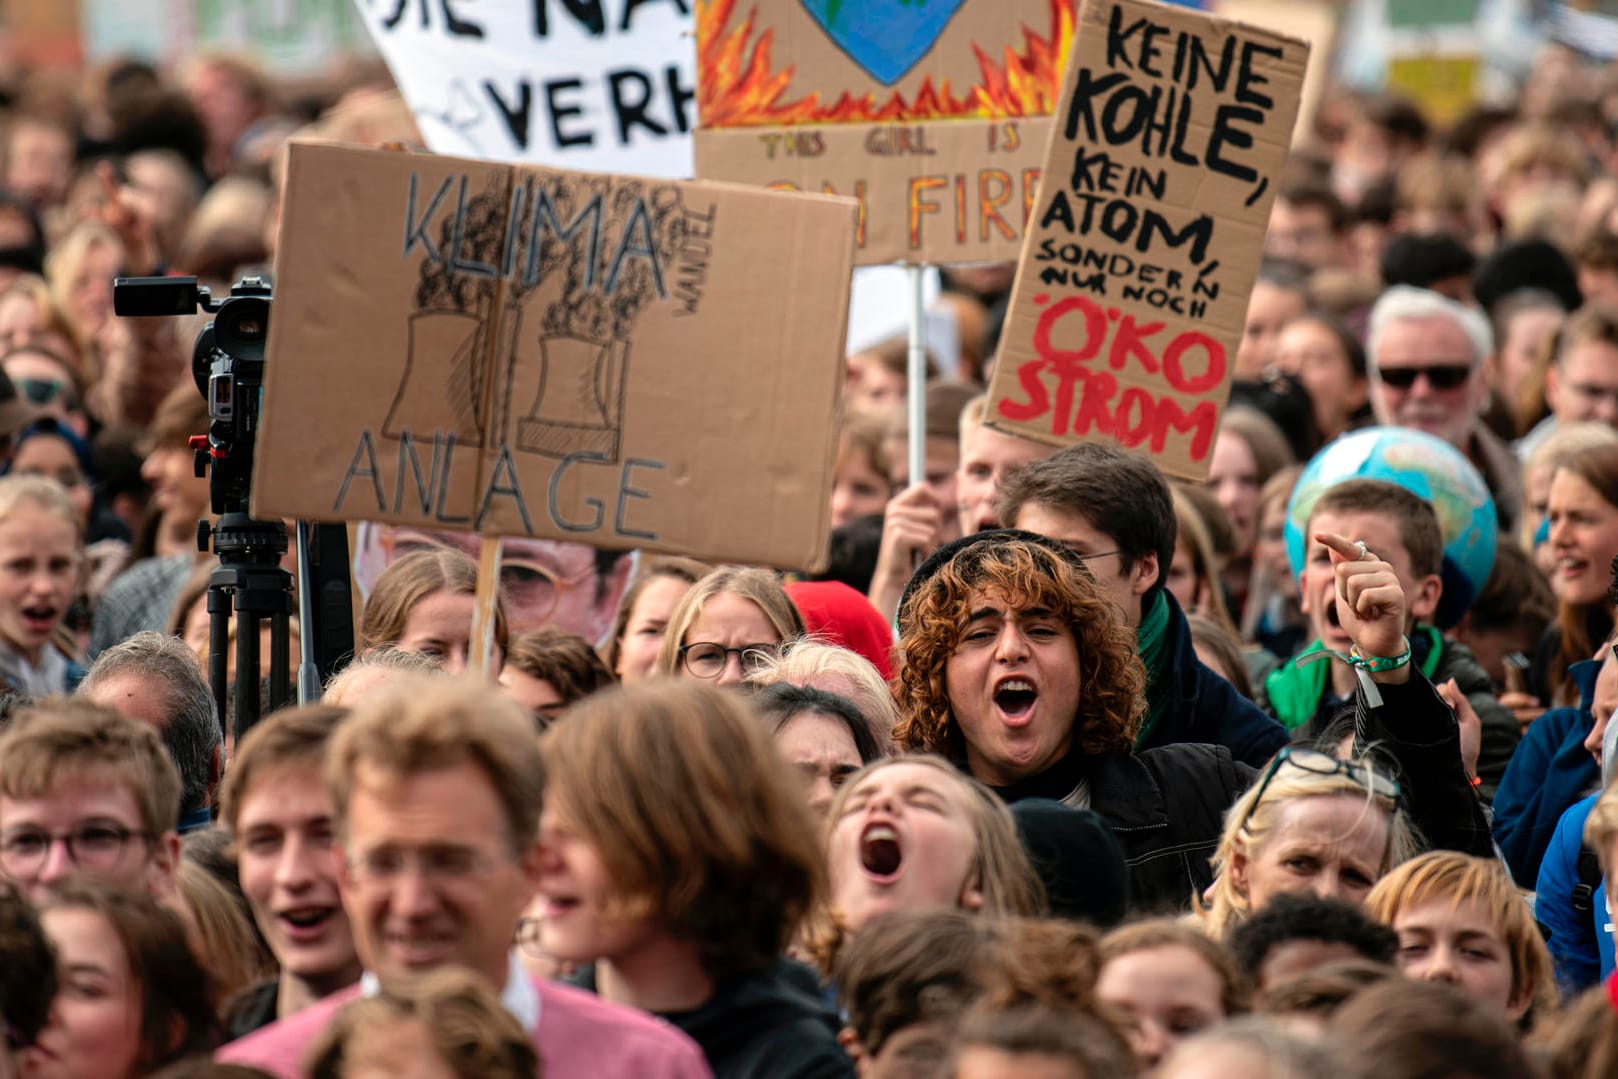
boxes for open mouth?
[280,906,335,932]
[859,823,903,881]
[994,678,1038,720]
[20,606,57,632]
[1559,556,1588,576]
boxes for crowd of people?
[8,26,1618,1079]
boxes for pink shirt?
[219,972,713,1078]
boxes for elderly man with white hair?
[1367,285,1522,533]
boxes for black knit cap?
[1473,239,1582,316]
[896,529,1087,635]
[1011,799,1130,927]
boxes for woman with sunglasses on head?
[654,567,804,689]
[1195,743,1417,939]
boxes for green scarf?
[1133,589,1173,749]
[1263,624,1443,731]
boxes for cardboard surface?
[253,142,857,571]
[694,0,1075,265]
[1216,0,1335,144]
[985,0,1307,481]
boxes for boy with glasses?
[0,700,181,902]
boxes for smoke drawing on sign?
[386,168,702,464]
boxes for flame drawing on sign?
[697,0,1074,125]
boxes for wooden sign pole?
[469,536,503,680]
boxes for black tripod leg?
[207,585,231,739]
[268,610,290,712]
[235,607,260,738]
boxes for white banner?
[352,0,695,176]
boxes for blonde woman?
[654,566,804,688]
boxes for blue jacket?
[1494,660,1601,888]
[1137,591,1288,768]
[1536,792,1616,994]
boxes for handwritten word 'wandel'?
[998,293,1226,460]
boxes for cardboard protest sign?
[693,0,1076,265]
[252,142,857,571]
[984,0,1307,481]
[353,0,695,174]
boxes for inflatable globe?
[1284,427,1497,629]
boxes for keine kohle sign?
[251,142,857,572]
[985,0,1307,482]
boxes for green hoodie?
[1264,624,1442,731]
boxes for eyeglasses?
[391,533,596,622]
[0,823,151,877]
[344,844,498,889]
[1375,364,1473,390]
[1235,746,1401,836]
[678,641,779,679]
[1074,550,1119,563]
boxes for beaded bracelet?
[1347,637,1413,674]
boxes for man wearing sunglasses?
[1367,285,1522,535]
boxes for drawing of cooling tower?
[514,330,629,462]
[383,309,489,446]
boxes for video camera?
[111,275,352,734]
[113,275,269,517]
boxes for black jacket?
[572,960,852,1079]
[1140,591,1288,768]
[1350,671,1495,859]
[993,741,1254,913]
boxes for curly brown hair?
[893,535,1146,761]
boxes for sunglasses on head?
[1376,363,1473,390]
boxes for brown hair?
[1532,980,1618,1079]
[1550,443,1618,702]
[326,674,544,853]
[175,858,273,1011]
[542,680,822,980]
[1306,478,1444,578]
[147,383,213,453]
[0,698,182,836]
[505,626,614,708]
[808,756,1044,972]
[1098,919,1251,1017]
[1576,229,1618,273]
[1254,958,1397,1022]
[1185,614,1253,700]
[892,536,1146,761]
[1219,407,1296,490]
[601,554,711,674]
[217,704,348,832]
[1364,851,1558,1026]
[1556,304,1618,368]
[38,878,220,1068]
[0,878,54,1046]
[1172,486,1237,636]
[654,566,806,676]
[833,909,997,1058]
[304,966,536,1079]
[838,410,893,484]
[358,547,508,656]
[1332,978,1536,1079]
[954,1001,1137,1076]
